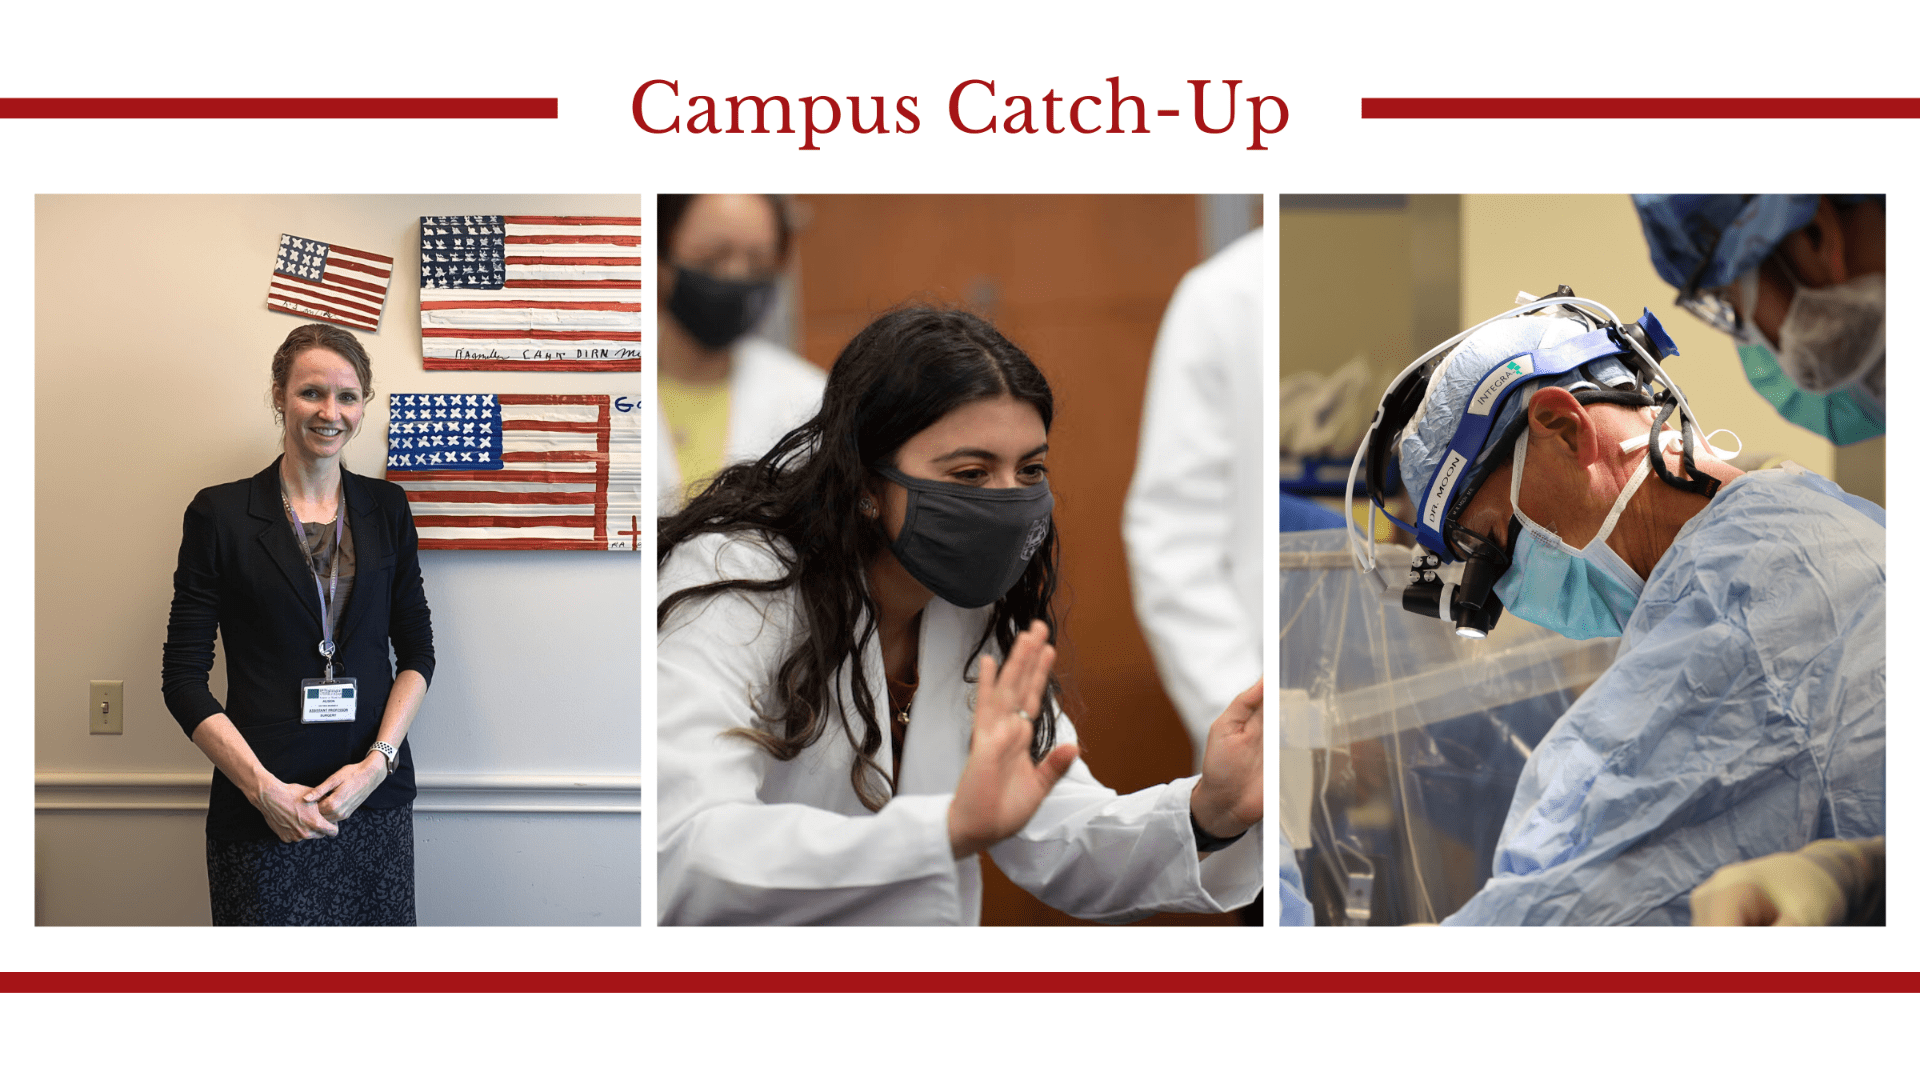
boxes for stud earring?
[858,496,878,518]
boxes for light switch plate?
[89,680,123,735]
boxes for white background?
[8,1,1912,1073]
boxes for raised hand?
[1191,679,1262,841]
[946,621,1080,860]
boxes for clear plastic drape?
[1276,529,1619,925]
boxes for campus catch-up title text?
[632,77,1288,151]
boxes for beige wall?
[1278,196,1460,444]
[36,195,645,924]
[1279,205,1413,396]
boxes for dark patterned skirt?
[207,806,415,926]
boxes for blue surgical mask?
[1493,428,1650,640]
[1733,269,1886,446]
[1736,341,1884,446]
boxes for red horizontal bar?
[500,394,613,405]
[423,359,642,372]
[3,971,1915,994]
[420,538,613,550]
[397,470,598,484]
[1363,97,1920,119]
[0,97,557,119]
[507,216,644,226]
[412,514,598,529]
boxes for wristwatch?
[368,740,399,776]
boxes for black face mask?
[666,264,776,350]
[877,467,1054,609]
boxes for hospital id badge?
[300,678,358,723]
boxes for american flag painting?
[386,393,643,551]
[418,215,644,372]
[267,233,394,332]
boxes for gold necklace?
[888,672,919,727]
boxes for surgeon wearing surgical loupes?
[1347,290,1885,925]
[1632,194,1884,446]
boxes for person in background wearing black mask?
[655,307,1287,925]
[657,193,826,509]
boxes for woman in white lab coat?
[657,306,1264,925]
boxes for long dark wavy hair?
[657,306,1063,811]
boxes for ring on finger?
[1014,708,1033,723]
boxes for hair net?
[1398,314,1636,520]
[1631,194,1886,294]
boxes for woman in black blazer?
[162,323,435,925]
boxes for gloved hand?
[1690,838,1884,926]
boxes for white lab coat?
[658,531,1262,925]
[1123,229,1265,770]
[656,337,828,511]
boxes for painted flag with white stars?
[418,215,643,371]
[266,233,394,332]
[386,392,643,551]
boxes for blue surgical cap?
[1632,194,1884,294]
[1399,315,1637,524]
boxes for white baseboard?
[34,772,643,814]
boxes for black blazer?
[162,459,436,842]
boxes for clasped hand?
[253,780,338,844]
[253,756,387,843]
[306,756,388,824]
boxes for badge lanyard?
[280,484,344,679]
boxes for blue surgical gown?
[1443,469,1885,925]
